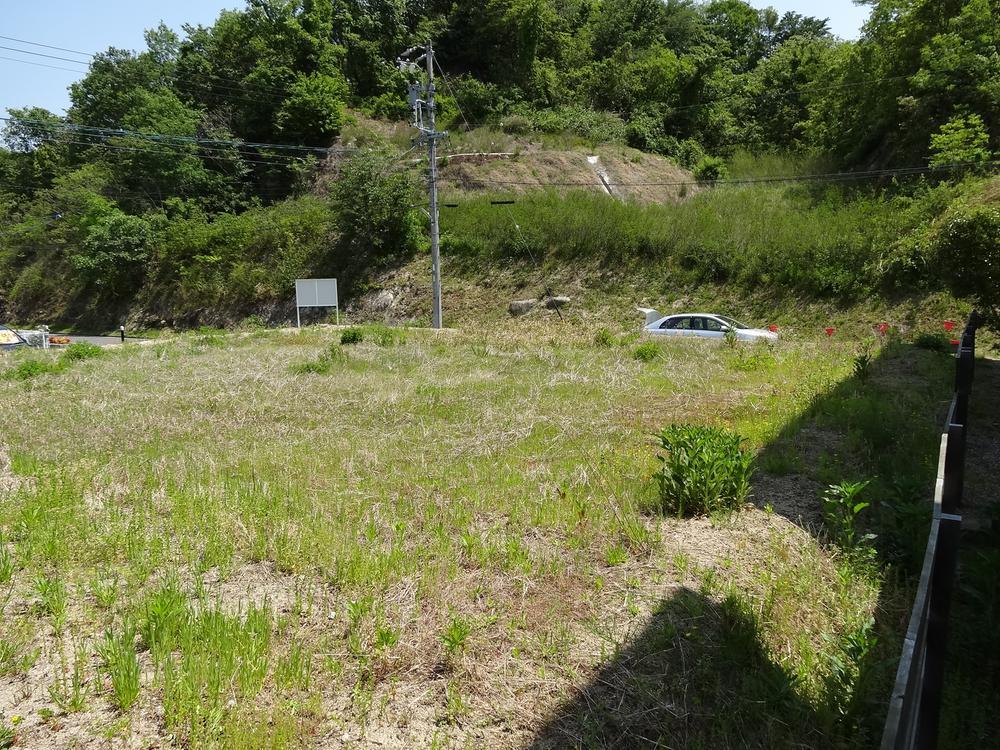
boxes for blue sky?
[1,0,872,117]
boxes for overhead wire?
[0,36,297,103]
[0,55,87,74]
[1,117,350,156]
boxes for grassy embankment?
[0,320,956,748]
[2,139,992,332]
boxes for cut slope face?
[438,143,696,204]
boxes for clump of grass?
[653,425,755,517]
[288,358,334,375]
[340,327,364,345]
[730,347,775,372]
[0,619,39,677]
[98,625,141,711]
[366,323,406,347]
[0,720,14,748]
[289,343,348,375]
[35,573,68,633]
[49,643,89,713]
[594,328,615,347]
[633,341,661,362]
[2,358,60,381]
[62,342,104,362]
[853,345,873,383]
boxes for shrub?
[62,342,104,362]
[654,425,754,517]
[694,155,729,182]
[913,333,952,353]
[340,327,364,345]
[633,341,660,362]
[933,202,1000,322]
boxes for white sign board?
[295,278,339,326]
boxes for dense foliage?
[0,0,997,325]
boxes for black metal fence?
[881,311,983,750]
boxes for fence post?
[915,515,961,750]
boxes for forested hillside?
[0,0,998,328]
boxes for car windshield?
[716,315,750,330]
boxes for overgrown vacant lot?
[0,325,952,748]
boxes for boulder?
[509,298,538,317]
[545,296,571,310]
[369,289,395,311]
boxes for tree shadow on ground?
[525,339,959,749]
[525,587,835,749]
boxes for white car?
[638,309,778,342]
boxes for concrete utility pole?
[399,42,447,329]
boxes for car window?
[690,317,704,331]
[660,317,686,329]
[702,317,723,332]
[717,315,749,329]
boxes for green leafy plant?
[654,425,755,517]
[441,615,472,657]
[821,480,874,549]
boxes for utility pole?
[399,42,447,329]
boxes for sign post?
[294,279,339,328]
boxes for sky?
[1,0,872,117]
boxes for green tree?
[74,210,153,294]
[276,72,349,143]
[929,113,992,168]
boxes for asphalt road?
[58,334,146,347]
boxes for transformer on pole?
[398,42,448,329]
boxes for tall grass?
[440,181,963,298]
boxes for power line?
[433,56,470,132]
[0,54,86,74]
[0,34,297,101]
[29,135,315,169]
[0,44,90,67]
[1,116,349,155]
[0,35,92,58]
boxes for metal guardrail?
[881,311,983,750]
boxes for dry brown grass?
[0,325,886,748]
